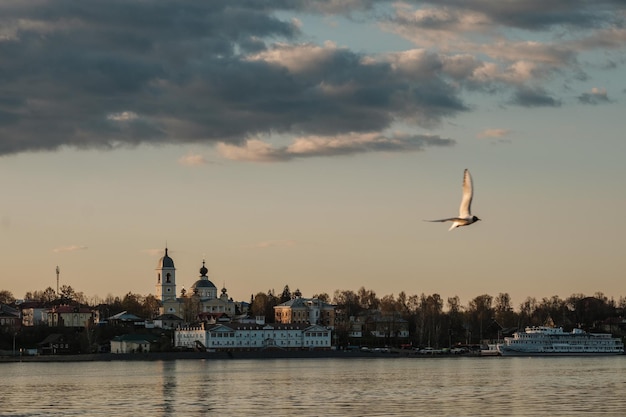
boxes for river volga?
[2,356,625,416]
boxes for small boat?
[480,344,501,356]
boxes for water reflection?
[158,360,177,417]
[1,357,626,416]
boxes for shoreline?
[0,349,480,363]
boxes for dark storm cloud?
[414,0,623,30]
[510,87,562,107]
[578,88,611,105]
[0,0,467,157]
[2,0,624,158]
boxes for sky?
[1,0,625,308]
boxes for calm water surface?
[2,356,626,416]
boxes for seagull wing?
[424,218,461,223]
[459,169,473,218]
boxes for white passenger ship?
[497,326,624,356]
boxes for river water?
[2,356,625,416]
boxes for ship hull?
[498,349,623,357]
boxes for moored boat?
[497,326,624,356]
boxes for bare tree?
[468,294,493,342]
[0,290,15,304]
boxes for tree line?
[0,287,160,320]
[250,286,626,347]
[3,285,625,347]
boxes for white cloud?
[178,153,208,166]
[381,3,626,91]
[106,111,139,122]
[217,139,283,162]
[477,128,511,139]
[384,5,492,51]
[217,132,454,162]
[245,41,341,74]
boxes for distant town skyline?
[1,1,625,306]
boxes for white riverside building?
[175,322,332,351]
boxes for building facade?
[274,295,336,328]
[111,334,158,354]
[47,305,96,327]
[19,302,48,326]
[0,303,21,330]
[175,322,332,351]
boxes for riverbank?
[1,348,439,362]
[0,348,487,362]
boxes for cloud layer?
[0,1,624,159]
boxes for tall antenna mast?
[56,266,60,297]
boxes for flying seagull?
[426,169,481,231]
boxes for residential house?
[106,311,145,327]
[19,301,47,326]
[153,313,184,329]
[111,334,159,354]
[38,333,72,355]
[0,303,21,330]
[366,314,410,339]
[274,293,336,328]
[47,304,96,327]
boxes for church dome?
[199,260,208,276]
[192,279,217,289]
[191,259,216,292]
[157,248,175,269]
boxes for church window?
[166,273,171,283]
[158,273,161,283]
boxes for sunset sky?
[1,1,625,308]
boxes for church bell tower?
[156,247,177,309]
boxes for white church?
[155,248,237,322]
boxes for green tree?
[279,285,292,303]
